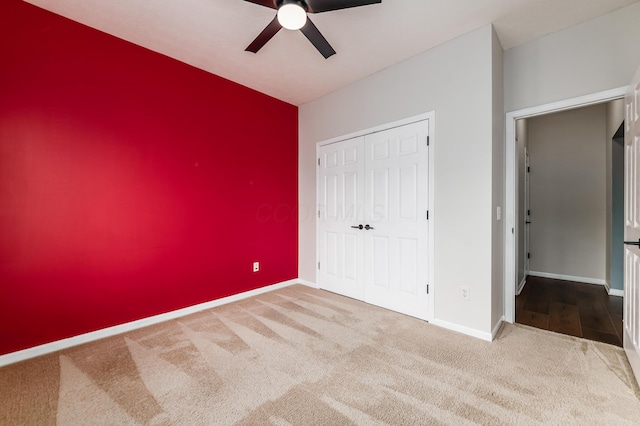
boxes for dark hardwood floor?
[516,276,623,347]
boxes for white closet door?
[624,64,640,382]
[318,137,366,300]
[364,120,430,320]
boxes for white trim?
[315,111,436,322]
[428,113,436,323]
[0,279,300,367]
[505,108,517,322]
[506,87,627,121]
[528,271,606,286]
[430,319,493,342]
[504,86,627,323]
[516,276,527,295]
[297,279,319,289]
[316,112,433,147]
[603,282,625,298]
[609,288,625,297]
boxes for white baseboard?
[297,279,319,289]
[0,278,301,367]
[430,318,493,342]
[609,288,624,297]
[528,271,606,286]
[516,277,527,295]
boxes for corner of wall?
[491,24,506,327]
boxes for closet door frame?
[315,111,436,322]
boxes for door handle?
[351,224,363,230]
[364,224,374,230]
[624,239,640,247]
[525,221,532,224]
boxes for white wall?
[299,25,499,336]
[504,2,640,113]
[527,104,607,281]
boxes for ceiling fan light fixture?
[277,2,307,30]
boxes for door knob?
[351,224,364,230]
[364,224,374,230]
[624,239,640,247]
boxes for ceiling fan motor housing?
[275,0,308,11]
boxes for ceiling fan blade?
[246,16,282,53]
[300,18,336,59]
[243,0,277,9]
[305,0,381,14]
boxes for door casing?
[316,112,436,322]
[504,87,627,323]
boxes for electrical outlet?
[460,286,470,301]
[253,262,260,272]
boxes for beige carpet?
[2,285,640,425]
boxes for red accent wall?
[0,1,298,355]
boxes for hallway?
[516,276,623,347]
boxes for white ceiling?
[25,0,640,106]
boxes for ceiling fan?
[244,0,382,59]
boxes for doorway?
[511,101,625,346]
[504,87,627,323]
